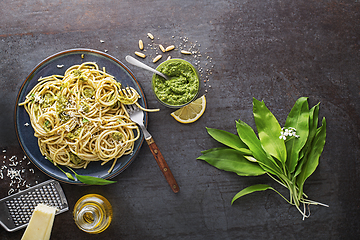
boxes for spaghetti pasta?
[19,62,151,173]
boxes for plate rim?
[14,48,148,184]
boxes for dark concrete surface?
[1,0,359,239]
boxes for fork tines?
[125,103,135,112]
[120,87,135,98]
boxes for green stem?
[300,199,329,207]
[284,135,297,142]
[283,178,295,205]
[47,157,75,181]
[67,166,76,174]
[268,174,298,206]
[257,161,283,177]
[266,173,287,188]
[269,187,293,205]
[290,181,300,207]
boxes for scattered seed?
[153,55,162,63]
[135,51,146,58]
[167,55,171,60]
[159,44,166,52]
[139,40,144,50]
[100,40,105,43]
[165,45,175,52]
[57,65,64,68]
[181,50,192,55]
[147,33,154,40]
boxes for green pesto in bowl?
[152,59,200,108]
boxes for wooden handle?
[146,137,179,193]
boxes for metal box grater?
[0,179,68,232]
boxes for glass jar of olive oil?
[73,194,113,234]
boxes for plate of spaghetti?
[15,49,149,184]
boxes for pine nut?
[135,51,146,58]
[139,40,144,50]
[147,33,154,40]
[153,55,162,63]
[159,44,166,52]
[181,50,192,55]
[165,45,175,52]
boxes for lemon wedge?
[170,95,206,123]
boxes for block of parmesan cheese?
[21,204,57,240]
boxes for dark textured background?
[1,0,359,239]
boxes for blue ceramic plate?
[15,49,147,184]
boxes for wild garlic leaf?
[294,103,320,178]
[65,172,76,181]
[252,98,287,164]
[284,97,310,173]
[231,184,273,205]
[75,173,117,185]
[200,147,230,155]
[62,165,116,185]
[296,118,326,196]
[197,148,266,176]
[206,127,248,151]
[201,147,252,156]
[235,120,282,176]
[300,103,320,159]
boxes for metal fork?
[124,103,179,193]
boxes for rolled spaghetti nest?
[19,62,157,173]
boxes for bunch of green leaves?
[197,97,328,219]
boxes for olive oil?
[73,194,112,234]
